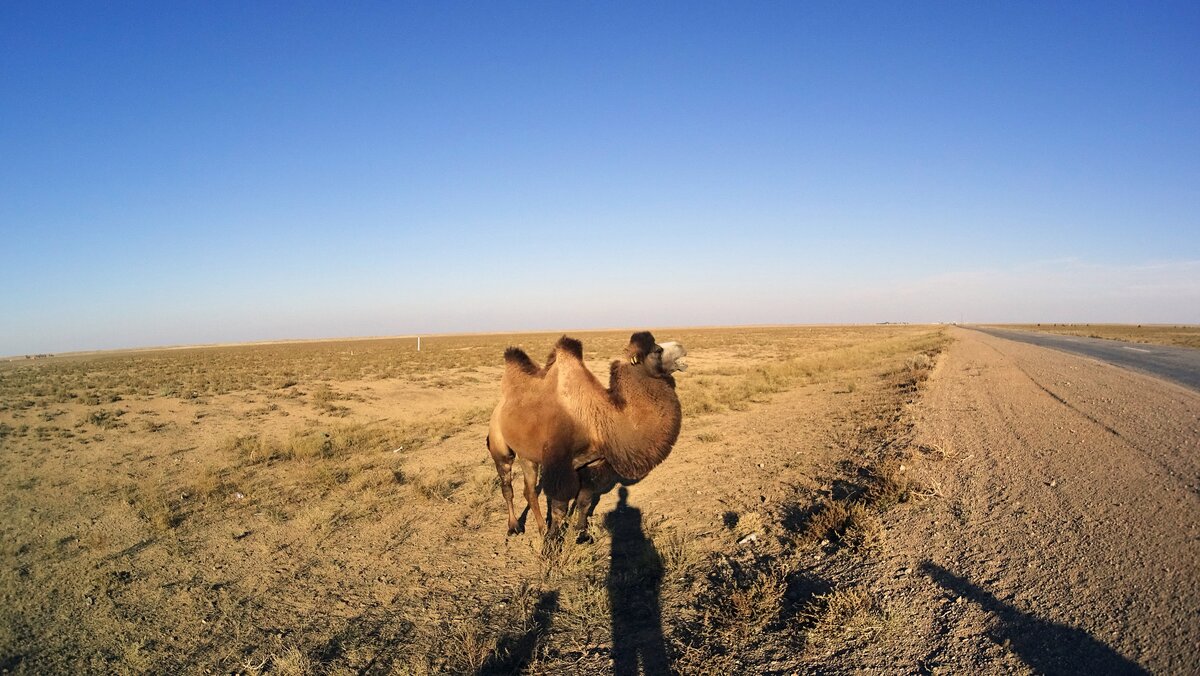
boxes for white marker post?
[417,336,421,352]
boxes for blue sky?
[2,2,1198,354]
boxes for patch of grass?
[802,501,882,550]
[679,329,948,416]
[272,647,314,676]
[798,586,892,656]
[222,433,284,464]
[124,480,182,531]
[86,409,126,429]
[996,323,1200,349]
[861,457,911,510]
[408,472,461,501]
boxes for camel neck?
[602,363,682,481]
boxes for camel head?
[659,341,688,373]
[625,332,687,376]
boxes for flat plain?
[987,323,1200,349]
[1,324,1196,674]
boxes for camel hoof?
[575,531,594,545]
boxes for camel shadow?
[919,562,1148,675]
[606,487,671,675]
[477,591,560,675]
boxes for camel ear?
[628,331,656,364]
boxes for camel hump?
[628,331,656,359]
[555,335,584,360]
[503,347,541,375]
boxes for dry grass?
[0,324,949,673]
[799,586,895,655]
[803,500,883,550]
[124,479,182,531]
[992,323,1200,349]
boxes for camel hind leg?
[519,457,547,535]
[488,435,522,535]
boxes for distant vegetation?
[993,323,1200,349]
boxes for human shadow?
[477,591,560,675]
[606,487,671,675]
[920,562,1148,675]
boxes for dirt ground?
[1,324,1195,674]
[889,327,1200,674]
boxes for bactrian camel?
[486,332,687,542]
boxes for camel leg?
[573,463,617,543]
[492,454,521,535]
[520,458,546,535]
[547,497,570,540]
[572,480,600,544]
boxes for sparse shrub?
[798,586,890,655]
[306,463,354,490]
[223,434,283,464]
[410,474,460,501]
[861,457,910,510]
[802,500,881,550]
[86,409,126,429]
[124,480,182,531]
[272,647,313,676]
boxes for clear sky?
[2,2,1198,354]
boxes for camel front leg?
[572,481,601,544]
[547,497,570,540]
[573,461,617,543]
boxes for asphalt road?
[969,327,1200,392]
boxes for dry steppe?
[989,323,1200,349]
[1,324,1196,674]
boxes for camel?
[486,332,686,542]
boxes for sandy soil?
[869,327,1200,673]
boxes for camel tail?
[503,347,540,375]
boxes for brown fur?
[503,347,542,376]
[486,332,683,539]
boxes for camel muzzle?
[659,341,688,373]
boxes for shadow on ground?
[606,487,670,675]
[920,562,1148,676]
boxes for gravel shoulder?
[884,327,1200,673]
